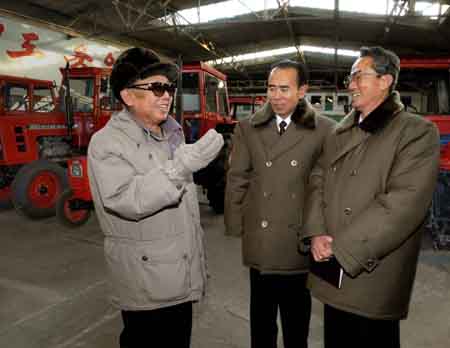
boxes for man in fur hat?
[87,47,223,348]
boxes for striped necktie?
[279,120,287,135]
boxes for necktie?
[279,120,287,135]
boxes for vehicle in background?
[0,67,119,218]
[306,90,350,122]
[229,95,266,121]
[399,58,450,249]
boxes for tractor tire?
[56,189,91,228]
[11,160,68,219]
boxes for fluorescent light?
[207,45,359,65]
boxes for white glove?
[173,129,224,178]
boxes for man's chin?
[273,109,287,116]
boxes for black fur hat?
[111,47,179,103]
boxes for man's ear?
[120,89,134,107]
[298,84,308,98]
[381,74,394,92]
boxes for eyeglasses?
[343,72,381,88]
[127,82,176,97]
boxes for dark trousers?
[249,268,311,348]
[324,304,400,348]
[120,301,192,348]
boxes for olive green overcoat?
[225,99,335,273]
[301,92,440,319]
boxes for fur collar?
[338,91,404,134]
[250,98,317,129]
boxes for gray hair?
[360,46,400,92]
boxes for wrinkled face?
[121,74,173,127]
[347,56,391,115]
[267,67,307,117]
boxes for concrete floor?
[0,198,449,348]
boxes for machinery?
[0,67,119,218]
[400,58,450,249]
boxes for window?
[217,80,229,116]
[310,95,322,110]
[234,104,253,121]
[5,84,28,111]
[99,77,122,111]
[180,72,200,112]
[337,95,349,106]
[68,78,94,112]
[33,85,55,112]
[338,95,350,113]
[205,74,219,113]
[324,95,334,111]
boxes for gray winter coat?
[88,109,206,310]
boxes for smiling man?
[300,46,440,348]
[225,59,335,348]
[87,47,223,348]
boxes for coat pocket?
[136,239,190,302]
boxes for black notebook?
[310,256,343,289]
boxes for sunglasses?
[128,82,176,97]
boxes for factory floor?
[0,196,449,348]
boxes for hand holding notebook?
[310,256,344,289]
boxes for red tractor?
[56,62,236,227]
[399,58,450,249]
[0,67,119,218]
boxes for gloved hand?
[173,129,224,179]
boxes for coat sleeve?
[88,136,185,221]
[224,123,252,236]
[299,119,335,252]
[298,154,328,251]
[333,121,440,277]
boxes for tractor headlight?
[70,162,83,177]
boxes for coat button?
[344,207,352,215]
[290,160,298,167]
[350,169,357,176]
[261,220,269,228]
[148,153,153,159]
[263,191,269,198]
[331,166,337,172]
[266,161,272,167]
[367,259,375,268]
[142,255,148,261]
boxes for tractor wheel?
[11,160,68,219]
[56,189,91,228]
[0,187,13,210]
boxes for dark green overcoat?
[225,99,335,273]
[301,92,440,319]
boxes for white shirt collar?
[276,114,292,131]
